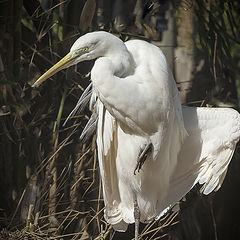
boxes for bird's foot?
[134,194,140,240]
[134,143,152,175]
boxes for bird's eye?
[82,47,89,52]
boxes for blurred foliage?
[195,0,240,106]
[0,0,239,239]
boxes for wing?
[96,100,124,227]
[182,107,240,194]
[157,106,240,215]
[98,105,240,229]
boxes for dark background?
[0,0,240,239]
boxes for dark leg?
[134,143,153,175]
[133,193,140,240]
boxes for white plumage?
[32,31,240,233]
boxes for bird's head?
[32,31,122,87]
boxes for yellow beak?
[32,52,76,87]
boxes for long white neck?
[91,41,135,89]
[90,39,136,124]
[104,46,135,77]
[90,49,134,109]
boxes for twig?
[8,189,26,227]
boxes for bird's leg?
[134,143,153,175]
[133,193,140,240]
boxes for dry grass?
[0,0,240,239]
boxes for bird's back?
[125,40,170,91]
[125,39,187,140]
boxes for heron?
[32,31,240,239]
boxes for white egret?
[32,31,240,239]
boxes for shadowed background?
[0,0,240,239]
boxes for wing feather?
[63,83,93,126]
[152,107,240,218]
[96,100,123,226]
[80,112,98,143]
[167,107,240,200]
